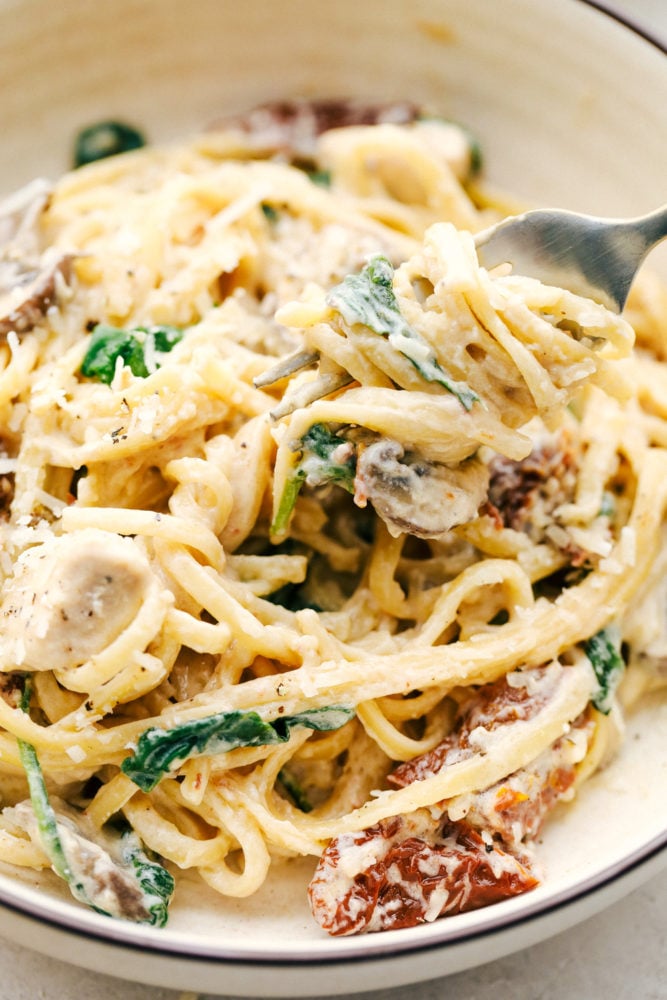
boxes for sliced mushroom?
[0,179,74,337]
[0,253,74,337]
[6,799,169,924]
[354,439,489,538]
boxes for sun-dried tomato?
[463,716,594,845]
[308,813,537,936]
[211,100,419,161]
[388,670,551,788]
[387,667,594,848]
[481,432,579,538]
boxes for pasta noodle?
[0,101,665,935]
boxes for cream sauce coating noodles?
[0,102,665,934]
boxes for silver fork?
[256,203,667,412]
[474,204,667,311]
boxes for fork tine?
[474,205,667,312]
[269,371,354,420]
[253,349,319,389]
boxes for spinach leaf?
[17,682,75,893]
[584,626,625,714]
[119,831,175,927]
[306,168,332,188]
[81,323,184,384]
[278,768,313,812]
[74,121,146,168]
[121,705,355,792]
[272,474,306,538]
[271,423,356,535]
[267,582,323,613]
[261,202,280,223]
[599,491,616,518]
[16,679,174,924]
[327,256,478,410]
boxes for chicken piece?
[308,811,537,935]
[354,439,489,538]
[0,529,157,672]
[0,178,74,337]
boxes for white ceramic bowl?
[0,0,666,995]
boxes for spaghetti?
[0,101,664,935]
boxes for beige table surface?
[0,1,666,998]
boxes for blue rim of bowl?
[0,0,666,975]
[584,0,667,53]
[0,813,665,969]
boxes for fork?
[256,203,667,410]
[474,204,667,312]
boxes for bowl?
[0,0,666,995]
